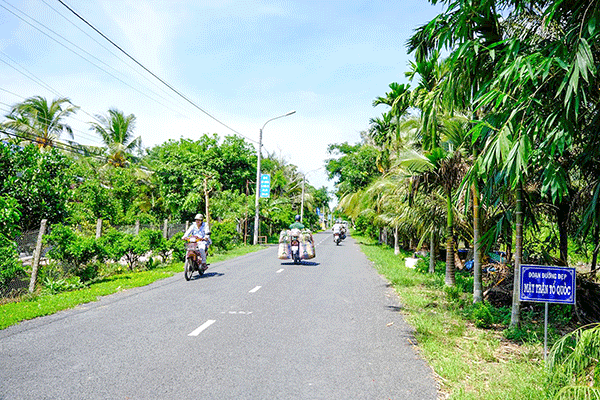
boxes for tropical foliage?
[328,0,600,330]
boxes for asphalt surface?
[1,232,438,400]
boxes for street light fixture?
[253,110,296,245]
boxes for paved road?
[1,232,437,399]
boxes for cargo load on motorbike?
[277,229,316,261]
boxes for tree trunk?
[429,231,436,274]
[592,226,599,273]
[204,177,211,224]
[445,192,456,286]
[510,185,524,329]
[556,199,570,266]
[472,181,483,303]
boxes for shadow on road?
[188,272,225,280]
[386,305,404,312]
[279,261,320,266]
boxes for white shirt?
[182,221,210,239]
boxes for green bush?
[210,221,241,252]
[99,229,150,270]
[354,213,378,240]
[45,225,103,282]
[469,302,495,328]
[138,229,163,251]
[42,276,84,294]
[167,235,186,262]
[444,285,462,302]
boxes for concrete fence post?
[96,218,102,239]
[135,220,140,235]
[163,219,168,239]
[29,219,47,293]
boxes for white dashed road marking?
[188,319,216,336]
[276,269,284,273]
[249,286,262,293]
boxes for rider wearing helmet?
[289,214,305,230]
[182,213,211,270]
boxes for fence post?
[29,219,47,293]
[96,218,102,239]
[135,220,140,235]
[163,219,168,239]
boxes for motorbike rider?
[332,220,344,239]
[289,214,305,230]
[182,213,211,270]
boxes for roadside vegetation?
[325,2,600,398]
[354,232,599,400]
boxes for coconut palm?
[1,96,78,149]
[90,108,141,168]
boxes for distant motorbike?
[333,232,341,245]
[183,236,208,280]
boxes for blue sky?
[0,0,444,197]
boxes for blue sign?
[259,174,271,198]
[316,207,320,216]
[520,265,576,304]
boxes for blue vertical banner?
[260,174,271,198]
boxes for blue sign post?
[259,174,271,198]
[520,264,576,364]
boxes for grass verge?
[0,244,265,330]
[355,234,548,400]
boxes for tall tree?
[90,108,140,168]
[1,96,78,149]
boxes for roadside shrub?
[42,276,84,295]
[444,285,462,302]
[504,323,542,343]
[167,235,186,262]
[210,221,241,252]
[354,213,378,240]
[44,225,103,282]
[138,229,163,251]
[467,302,495,328]
[97,228,124,262]
[99,228,149,270]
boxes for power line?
[55,0,258,144]
[39,0,189,111]
[0,1,195,123]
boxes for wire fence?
[2,220,189,299]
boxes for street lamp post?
[299,167,324,223]
[253,110,296,245]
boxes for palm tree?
[1,96,78,149]
[90,108,141,167]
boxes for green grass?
[354,233,548,400]
[0,244,265,330]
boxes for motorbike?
[289,228,302,264]
[183,236,208,280]
[333,232,341,245]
